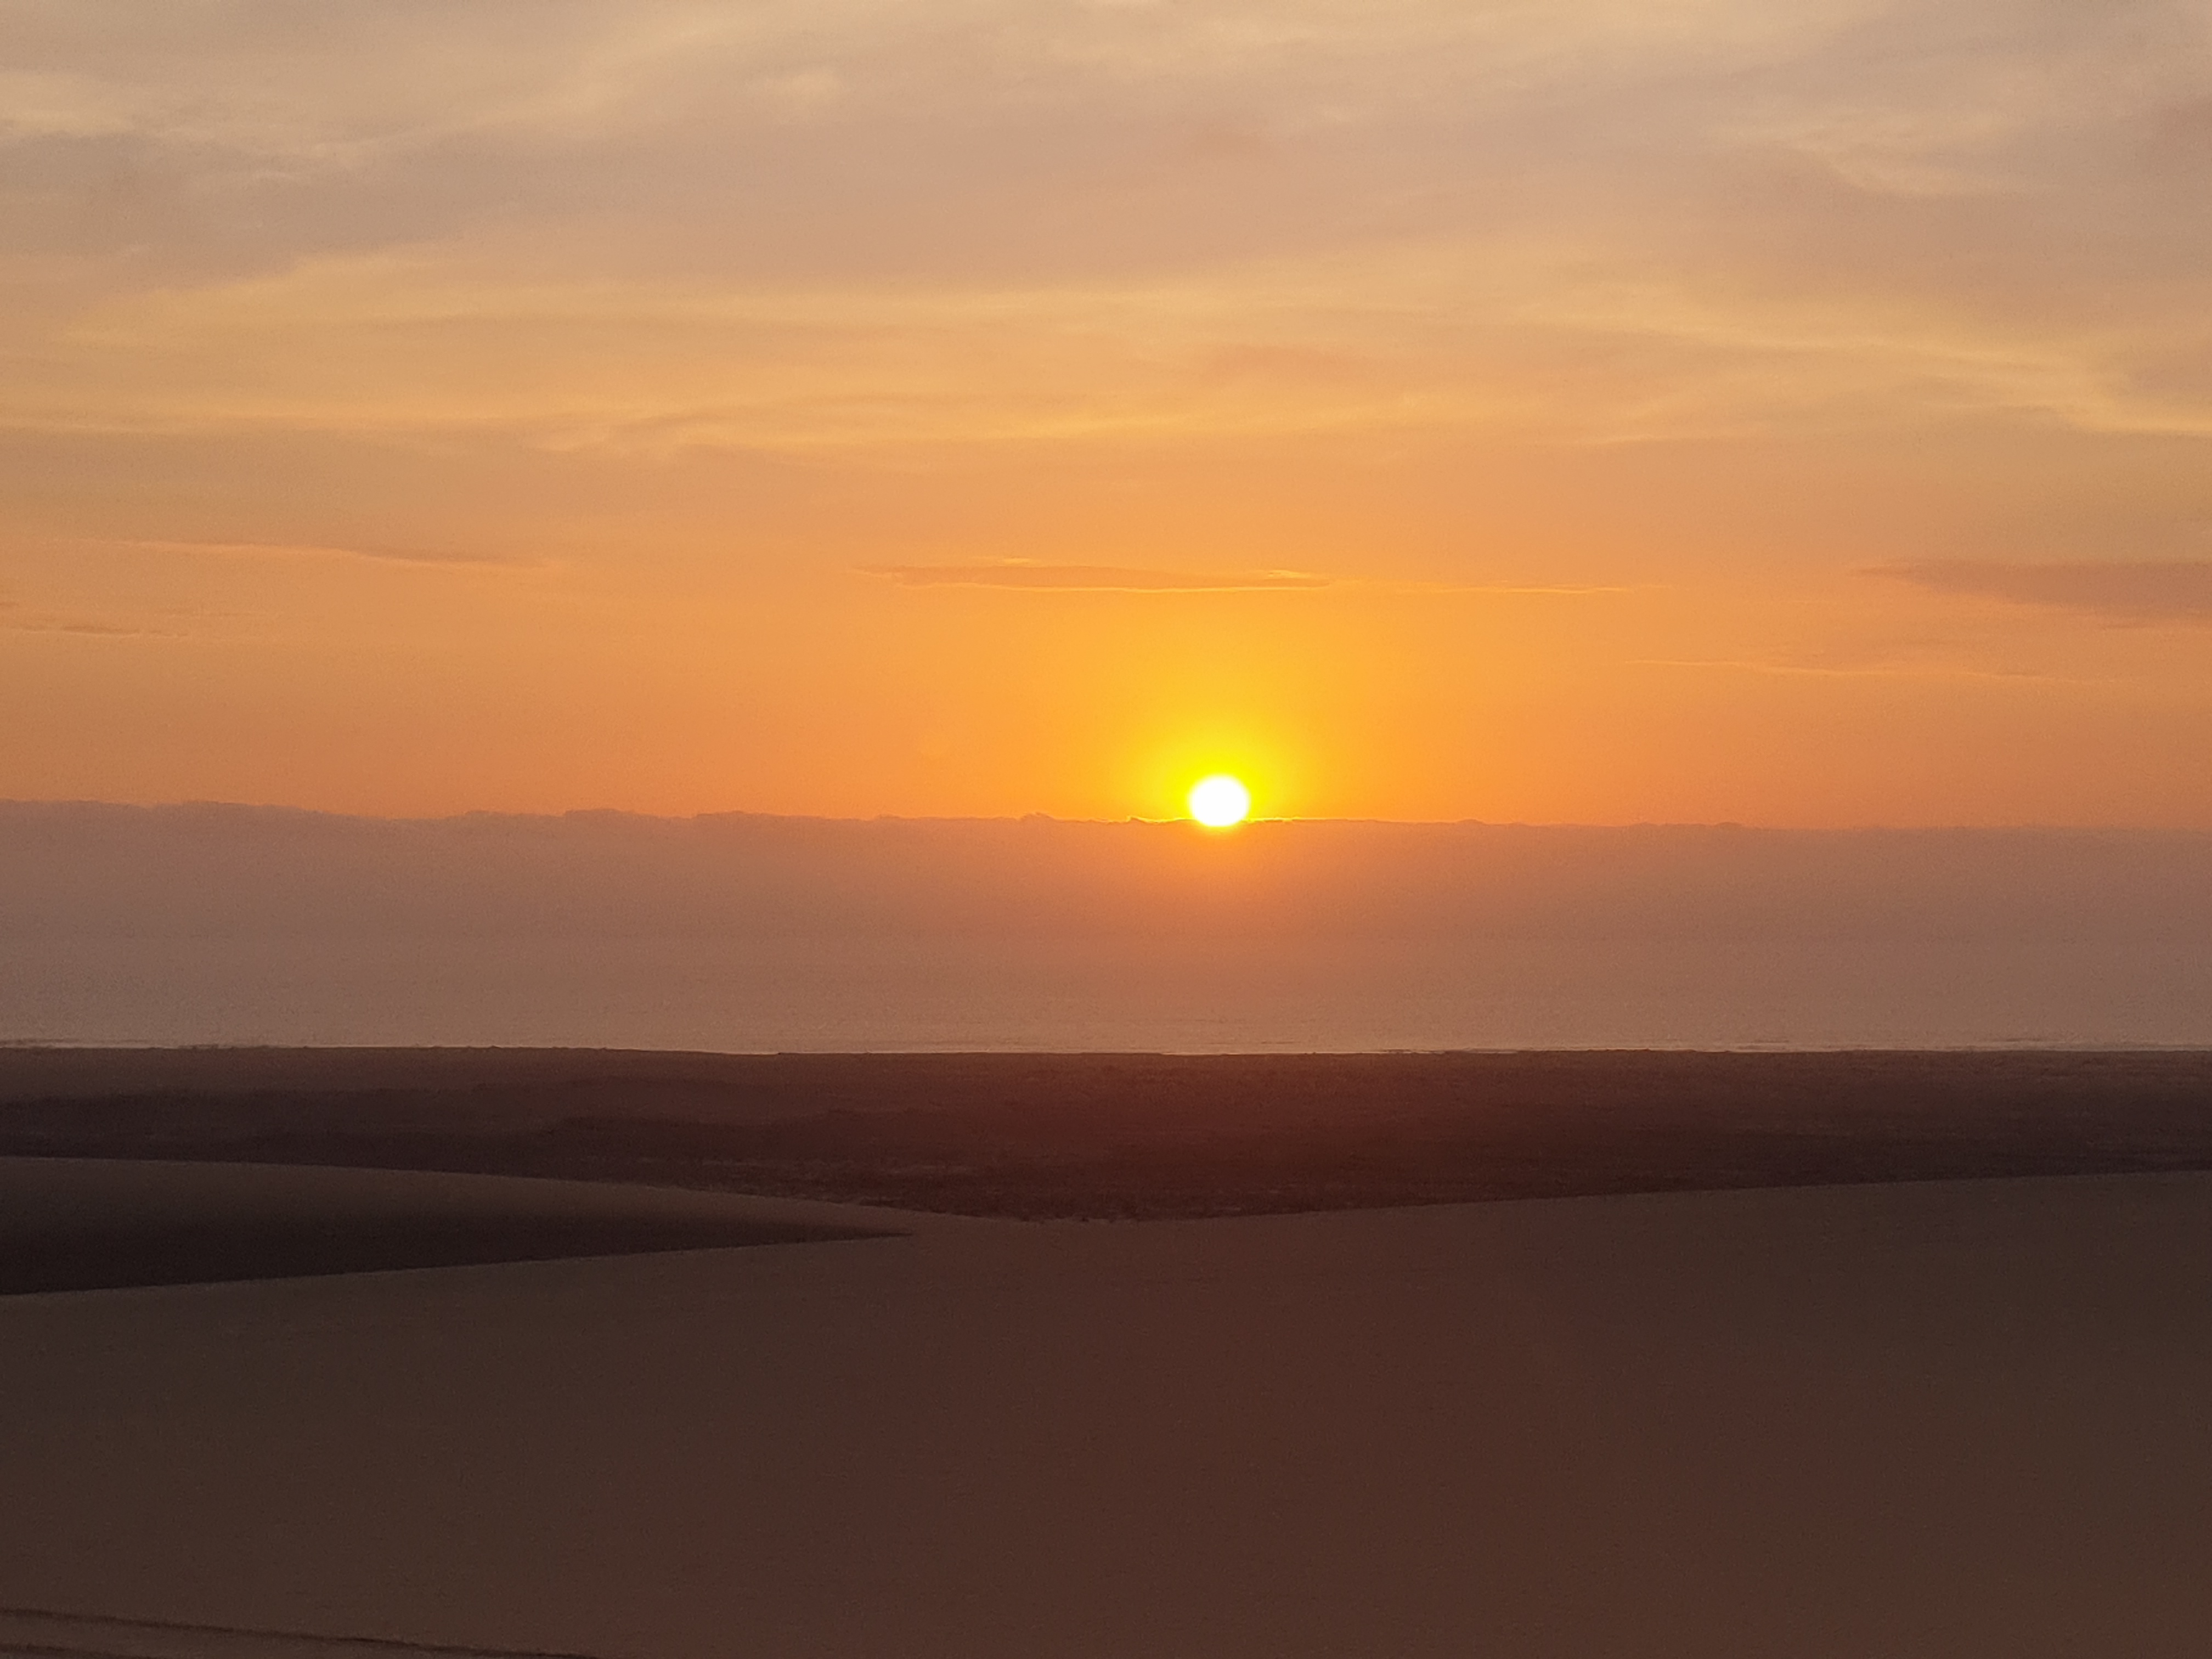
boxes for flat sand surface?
[3,1163,2210,1657]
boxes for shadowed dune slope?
[0,1159,901,1295]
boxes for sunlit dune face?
[1188,775,1252,829]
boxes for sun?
[1187,774,1252,828]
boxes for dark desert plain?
[13,0,2212,1654]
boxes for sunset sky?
[4,1,2210,825]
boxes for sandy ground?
[3,1163,2210,1658]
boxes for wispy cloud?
[122,538,513,568]
[864,561,1333,592]
[1874,560,2212,623]
[865,563,1634,596]
[1636,650,2077,683]
[2,613,188,639]
[1394,581,1635,597]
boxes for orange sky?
[3,1,2210,825]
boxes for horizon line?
[5,797,2212,835]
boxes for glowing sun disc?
[1188,775,1252,828]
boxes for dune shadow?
[0,1601,602,1656]
[0,1158,897,1295]
[0,1212,882,1296]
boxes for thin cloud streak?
[865,562,1333,592]
[121,538,518,569]
[1392,581,1636,597]
[1636,657,2081,684]
[865,564,1631,596]
[3,614,189,639]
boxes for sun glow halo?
[1188,775,1252,828]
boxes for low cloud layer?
[7,803,2212,1048]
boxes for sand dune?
[3,1164,2209,1657]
